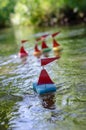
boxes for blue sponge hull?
[33,83,56,94]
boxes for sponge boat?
[33,56,60,94]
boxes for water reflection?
[39,93,56,110]
[20,56,28,64]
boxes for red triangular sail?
[20,46,28,56]
[36,34,49,41]
[38,69,54,85]
[41,57,60,66]
[52,32,60,37]
[42,34,49,38]
[21,40,28,44]
[53,39,60,47]
[42,41,49,49]
[34,44,41,52]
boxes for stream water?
[0,24,86,130]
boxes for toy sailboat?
[19,46,28,58]
[33,56,60,94]
[18,40,28,63]
[37,34,51,57]
[33,44,42,58]
[41,41,51,53]
[52,32,63,57]
[52,32,60,51]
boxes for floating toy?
[53,39,61,57]
[33,56,60,94]
[19,40,28,58]
[53,39,60,51]
[42,41,51,53]
[19,46,28,58]
[33,44,42,58]
[41,41,51,57]
[37,34,51,57]
[52,32,63,57]
[18,40,28,63]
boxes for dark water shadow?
[39,93,56,110]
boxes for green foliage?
[12,0,61,26]
[0,0,86,27]
[0,0,17,28]
[12,0,86,26]
[64,0,86,12]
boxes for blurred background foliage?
[0,0,86,28]
[0,0,17,28]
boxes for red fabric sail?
[19,46,28,57]
[21,40,28,44]
[53,39,60,47]
[37,69,54,85]
[41,57,60,66]
[52,32,60,37]
[34,44,41,52]
[42,34,49,38]
[41,41,49,49]
[36,34,49,41]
